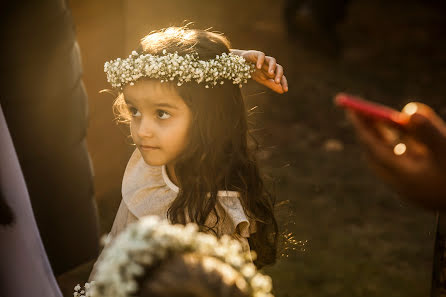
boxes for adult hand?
[348,102,446,210]
[231,49,288,94]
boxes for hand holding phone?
[339,94,446,211]
[334,93,409,127]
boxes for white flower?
[251,274,273,292]
[76,216,273,297]
[104,51,255,89]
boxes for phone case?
[335,93,407,126]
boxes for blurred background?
[65,0,445,296]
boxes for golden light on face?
[123,80,192,168]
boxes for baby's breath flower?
[104,51,255,89]
[76,216,273,297]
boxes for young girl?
[100,26,286,269]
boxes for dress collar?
[161,165,179,193]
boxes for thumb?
[258,79,285,94]
[403,103,446,158]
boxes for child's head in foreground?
[78,217,274,297]
[109,26,277,267]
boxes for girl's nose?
[137,117,154,138]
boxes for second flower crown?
[104,49,256,89]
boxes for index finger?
[403,102,446,157]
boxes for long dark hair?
[114,27,278,267]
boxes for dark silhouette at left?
[0,0,99,275]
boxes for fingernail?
[402,102,418,116]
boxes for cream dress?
[90,149,255,279]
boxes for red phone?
[335,93,408,127]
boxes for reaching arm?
[230,49,288,94]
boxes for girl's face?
[123,79,192,168]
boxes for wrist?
[230,49,244,56]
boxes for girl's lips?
[139,145,160,150]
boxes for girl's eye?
[157,110,171,120]
[128,106,141,117]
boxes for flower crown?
[104,50,256,89]
[75,216,273,297]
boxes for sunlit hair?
[113,26,278,267]
[137,253,248,297]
